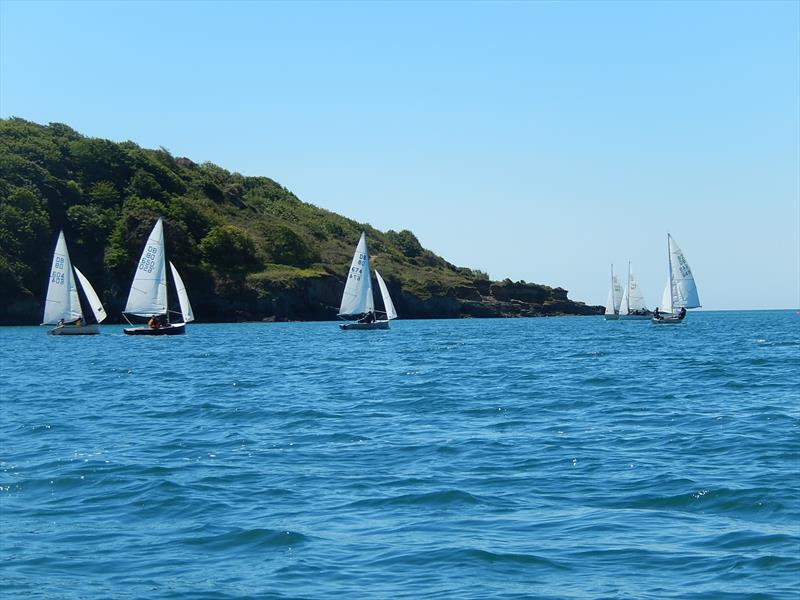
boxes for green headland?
[0,118,601,324]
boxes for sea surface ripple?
[1,311,798,599]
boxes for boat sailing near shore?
[42,231,107,335]
[619,262,651,320]
[603,265,624,321]
[653,234,700,324]
[338,232,398,330]
[123,218,194,336]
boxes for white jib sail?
[604,289,616,315]
[73,267,107,323]
[125,218,168,316]
[169,261,194,323]
[668,234,700,309]
[627,269,648,312]
[374,270,397,320]
[42,231,82,324]
[619,285,630,315]
[338,232,375,317]
[660,277,673,313]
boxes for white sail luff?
[375,270,397,320]
[42,231,82,324]
[125,218,168,316]
[169,261,194,323]
[338,232,374,317]
[667,234,700,309]
[73,267,107,323]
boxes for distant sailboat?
[42,231,107,335]
[653,234,700,324]
[619,262,651,320]
[603,265,624,320]
[338,232,398,330]
[123,218,194,335]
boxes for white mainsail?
[374,270,397,320]
[338,232,375,317]
[73,267,107,323]
[125,218,168,317]
[627,268,648,313]
[605,265,623,315]
[667,234,700,309]
[169,261,194,323]
[42,231,82,324]
[612,273,623,312]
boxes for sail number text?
[138,245,158,273]
[348,253,366,282]
[676,254,691,278]
[50,256,65,284]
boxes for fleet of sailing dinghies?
[41,223,699,334]
[604,234,699,325]
[652,233,700,324]
[42,231,107,335]
[603,265,624,320]
[338,232,398,330]
[122,218,194,336]
[619,262,651,320]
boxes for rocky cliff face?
[3,272,602,324]
[185,275,603,322]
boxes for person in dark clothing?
[358,311,376,324]
[678,307,687,320]
[653,307,662,320]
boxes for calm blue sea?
[1,311,798,599]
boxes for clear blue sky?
[1,0,798,309]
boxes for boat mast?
[610,264,615,313]
[667,233,674,314]
[626,261,631,314]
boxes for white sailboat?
[338,232,398,330]
[653,234,700,324]
[603,265,624,320]
[123,218,194,335]
[619,262,651,320]
[42,231,107,335]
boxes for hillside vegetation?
[0,118,601,323]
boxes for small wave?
[184,527,308,550]
[695,531,798,551]
[347,489,483,509]
[610,486,785,516]
[366,546,567,571]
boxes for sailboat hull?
[48,323,100,336]
[603,314,620,321]
[339,320,390,330]
[620,314,652,321]
[652,314,686,325]
[124,323,186,336]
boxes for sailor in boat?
[678,307,687,321]
[358,310,376,324]
[57,317,83,327]
[653,307,662,320]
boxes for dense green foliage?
[1,118,526,322]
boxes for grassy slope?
[0,118,600,323]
